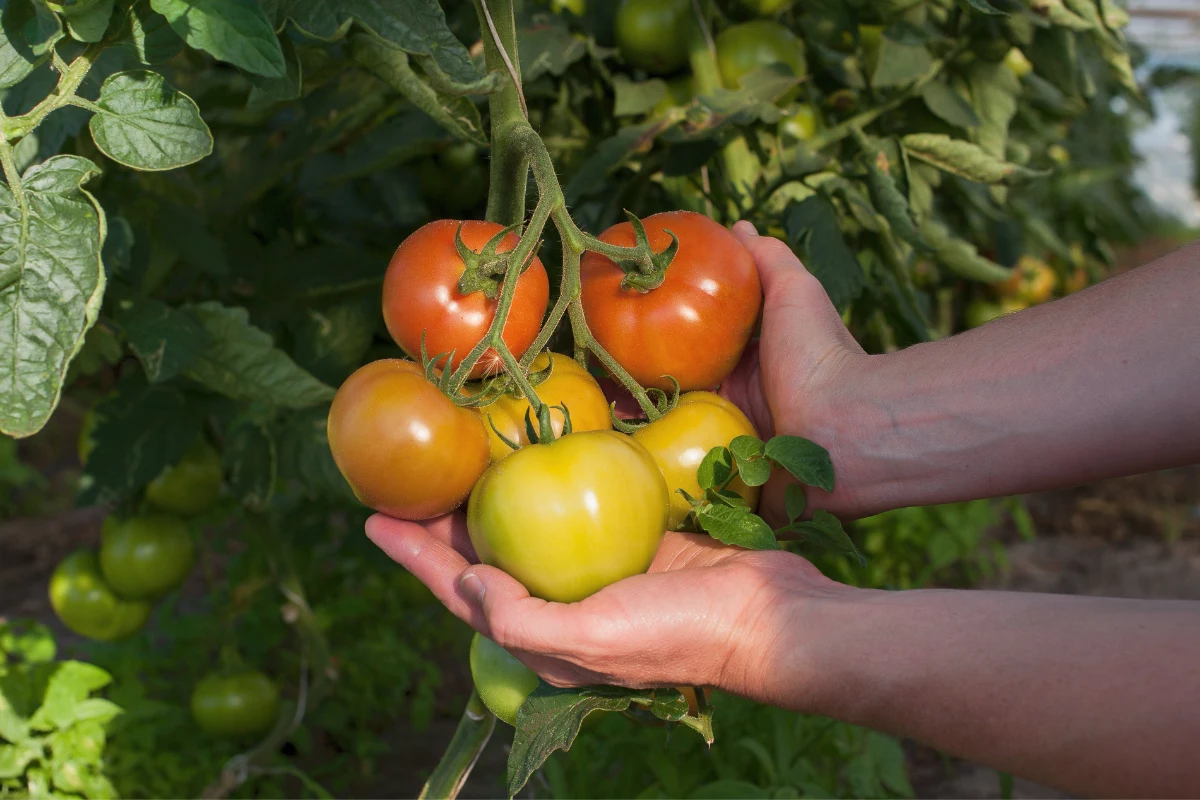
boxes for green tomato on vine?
[145,439,223,516]
[470,633,539,726]
[616,0,695,75]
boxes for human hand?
[365,512,843,707]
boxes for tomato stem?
[419,692,496,800]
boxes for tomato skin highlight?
[470,633,539,726]
[190,670,281,738]
[382,220,550,379]
[145,439,223,516]
[49,550,152,642]
[634,392,760,529]
[615,0,694,75]
[580,211,762,391]
[100,514,195,601]
[468,431,669,603]
[328,359,490,520]
[475,352,613,462]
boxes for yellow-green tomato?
[633,392,760,530]
[730,0,794,17]
[190,669,281,738]
[100,514,194,601]
[49,550,152,642]
[715,21,806,101]
[467,431,669,603]
[778,103,820,142]
[616,0,694,75]
[476,352,612,462]
[470,633,539,726]
[145,439,223,516]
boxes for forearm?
[767,587,1200,798]
[818,243,1200,516]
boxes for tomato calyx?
[454,222,538,299]
[586,211,680,293]
[609,374,681,434]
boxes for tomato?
[550,0,586,14]
[468,431,668,603]
[191,669,281,737]
[580,211,762,392]
[996,255,1056,305]
[729,0,794,18]
[328,359,490,520]
[652,75,695,116]
[779,103,820,142]
[470,633,540,726]
[715,20,806,101]
[633,392,759,530]
[1047,144,1071,166]
[1003,47,1032,78]
[49,550,152,642]
[475,352,612,462]
[383,220,550,379]
[99,514,194,601]
[616,0,694,76]
[145,439,223,516]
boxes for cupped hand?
[365,512,839,705]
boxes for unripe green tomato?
[652,75,695,116]
[145,439,223,516]
[633,392,760,530]
[551,0,586,14]
[1003,47,1032,78]
[616,0,694,75]
[715,21,806,102]
[190,669,281,738]
[100,514,194,601]
[49,550,152,642]
[729,0,794,18]
[778,103,820,142]
[1047,144,1070,166]
[964,297,1025,329]
[470,633,539,726]
[467,431,669,603]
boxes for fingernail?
[460,573,486,604]
[735,220,759,236]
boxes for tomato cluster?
[328,205,763,726]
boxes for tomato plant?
[633,392,760,530]
[580,211,762,391]
[190,669,282,738]
[476,352,612,461]
[383,220,550,378]
[49,551,152,642]
[328,359,490,519]
[144,439,223,516]
[715,20,807,96]
[467,431,669,603]
[469,633,540,726]
[615,0,694,75]
[100,514,195,601]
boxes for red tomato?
[327,359,490,520]
[580,212,762,391]
[382,220,550,379]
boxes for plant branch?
[3,43,105,142]
[419,693,496,800]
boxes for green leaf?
[0,0,62,89]
[508,684,709,797]
[262,0,480,86]
[0,621,55,664]
[967,62,1020,164]
[612,75,668,117]
[764,436,834,492]
[276,406,354,501]
[1026,0,1093,31]
[64,0,114,42]
[729,435,764,461]
[150,0,285,77]
[128,4,183,64]
[793,510,867,566]
[183,302,336,408]
[705,488,750,509]
[784,484,806,522]
[28,662,112,732]
[920,218,1011,283]
[871,31,932,88]
[920,81,981,129]
[564,119,673,204]
[696,504,779,550]
[77,381,205,504]
[729,434,771,487]
[246,32,301,110]
[859,137,926,250]
[783,195,865,309]
[223,416,276,509]
[350,34,486,145]
[0,156,105,439]
[0,742,41,779]
[696,446,733,491]
[114,295,210,383]
[518,13,587,81]
[960,0,1007,14]
[902,133,1043,184]
[89,71,213,171]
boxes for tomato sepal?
[454,221,532,299]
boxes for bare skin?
[366,225,1200,798]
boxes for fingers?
[732,220,817,300]
[365,513,482,625]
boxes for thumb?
[458,564,569,654]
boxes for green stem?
[419,693,496,800]
[474,0,528,227]
[3,44,104,141]
[0,142,28,215]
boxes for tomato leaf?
[150,0,285,78]
[223,416,277,510]
[959,0,1007,15]
[89,71,213,172]
[920,218,1011,283]
[696,446,733,491]
[114,295,210,383]
[920,81,981,129]
[247,33,302,110]
[902,133,1044,185]
[705,488,751,509]
[63,0,114,43]
[784,484,807,523]
[783,194,865,310]
[276,407,356,502]
[871,32,932,88]
[613,75,669,117]
[791,510,867,567]
[128,4,184,65]
[764,436,835,493]
[696,504,779,551]
[0,0,62,89]
[0,156,105,439]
